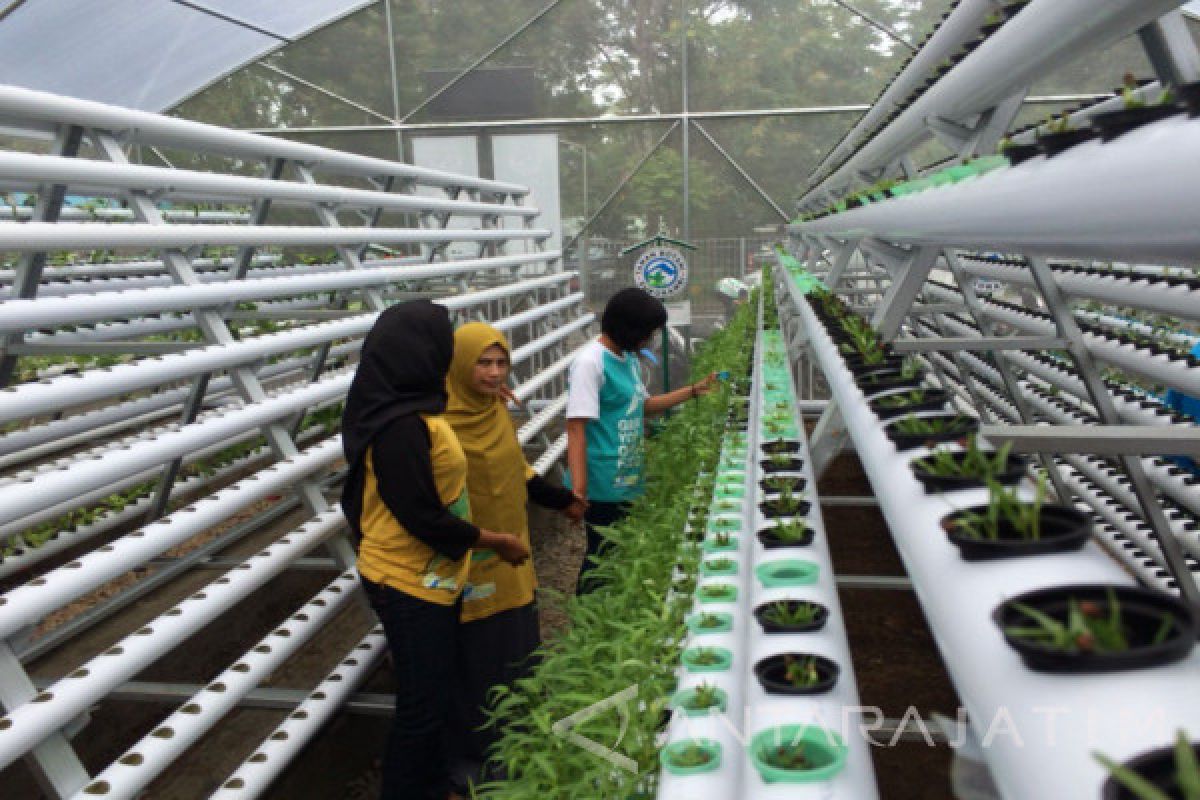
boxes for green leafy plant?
[893,414,971,436]
[713,532,733,548]
[784,655,821,688]
[686,683,722,712]
[687,648,724,667]
[950,474,1045,541]
[915,438,1015,482]
[1094,730,1200,800]
[875,390,930,409]
[669,743,715,768]
[1003,588,1174,654]
[763,601,821,628]
[769,518,809,544]
[704,558,735,573]
[763,742,811,771]
[696,612,725,630]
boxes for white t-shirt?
[565,339,609,420]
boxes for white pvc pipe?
[0,438,342,639]
[0,85,530,196]
[0,251,559,332]
[206,628,388,800]
[0,152,541,219]
[0,511,343,773]
[800,114,1200,265]
[72,572,360,800]
[0,271,573,423]
[0,221,550,253]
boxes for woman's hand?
[497,385,522,407]
[478,530,531,566]
[563,489,589,522]
[691,372,718,398]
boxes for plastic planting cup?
[704,535,740,554]
[700,557,739,578]
[707,516,741,535]
[714,484,745,500]
[660,738,722,776]
[669,686,729,717]
[749,726,848,784]
[697,583,738,604]
[681,646,733,673]
[756,559,820,588]
[686,612,734,635]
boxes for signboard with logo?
[632,246,689,299]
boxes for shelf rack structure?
[0,86,590,799]
[781,1,1200,796]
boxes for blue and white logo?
[633,247,688,298]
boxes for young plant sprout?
[950,474,1045,541]
[771,518,809,544]
[769,452,795,468]
[688,683,723,712]
[770,486,805,514]
[716,500,740,511]
[688,647,723,666]
[713,532,733,548]
[1045,112,1074,134]
[1094,730,1200,800]
[764,742,811,771]
[875,390,930,409]
[705,558,735,572]
[784,655,821,688]
[916,438,1014,481]
[670,743,716,768]
[893,414,971,435]
[901,357,922,379]
[1004,588,1174,654]
[763,600,821,628]
[697,613,724,629]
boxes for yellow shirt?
[356,414,473,605]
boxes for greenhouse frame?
[1,1,1199,798]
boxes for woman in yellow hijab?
[444,322,585,792]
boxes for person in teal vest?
[565,288,716,594]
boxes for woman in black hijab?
[341,300,528,800]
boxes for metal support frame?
[1025,256,1200,611]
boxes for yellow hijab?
[446,322,536,621]
[445,322,515,465]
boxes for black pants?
[360,575,458,800]
[449,603,542,791]
[575,500,631,595]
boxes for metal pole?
[681,0,690,242]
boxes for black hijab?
[340,300,454,541]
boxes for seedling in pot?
[764,600,821,628]
[762,474,806,493]
[1005,587,1171,655]
[763,486,806,515]
[693,612,729,631]
[684,646,729,669]
[915,438,1017,486]
[771,518,810,544]
[784,655,820,688]
[1094,729,1200,800]
[950,474,1048,541]
[765,741,812,771]
[894,414,969,436]
[660,738,723,776]
[680,682,724,713]
[671,743,715,767]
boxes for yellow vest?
[356,414,473,605]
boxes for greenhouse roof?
[0,0,372,112]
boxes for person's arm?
[644,372,718,416]
[566,418,590,501]
[373,417,527,565]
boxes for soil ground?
[1,448,960,800]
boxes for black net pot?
[760,439,802,455]
[753,653,840,696]
[911,451,1029,492]
[869,389,952,420]
[1090,103,1182,142]
[760,457,805,474]
[1003,143,1041,166]
[857,371,925,396]
[759,475,807,494]
[753,600,829,633]
[757,525,815,550]
[1101,738,1200,800]
[759,499,812,519]
[1036,128,1098,157]
[884,414,981,451]
[992,584,1197,673]
[941,504,1091,561]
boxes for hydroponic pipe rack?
[0,84,588,799]
[775,265,1200,800]
[655,292,878,798]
